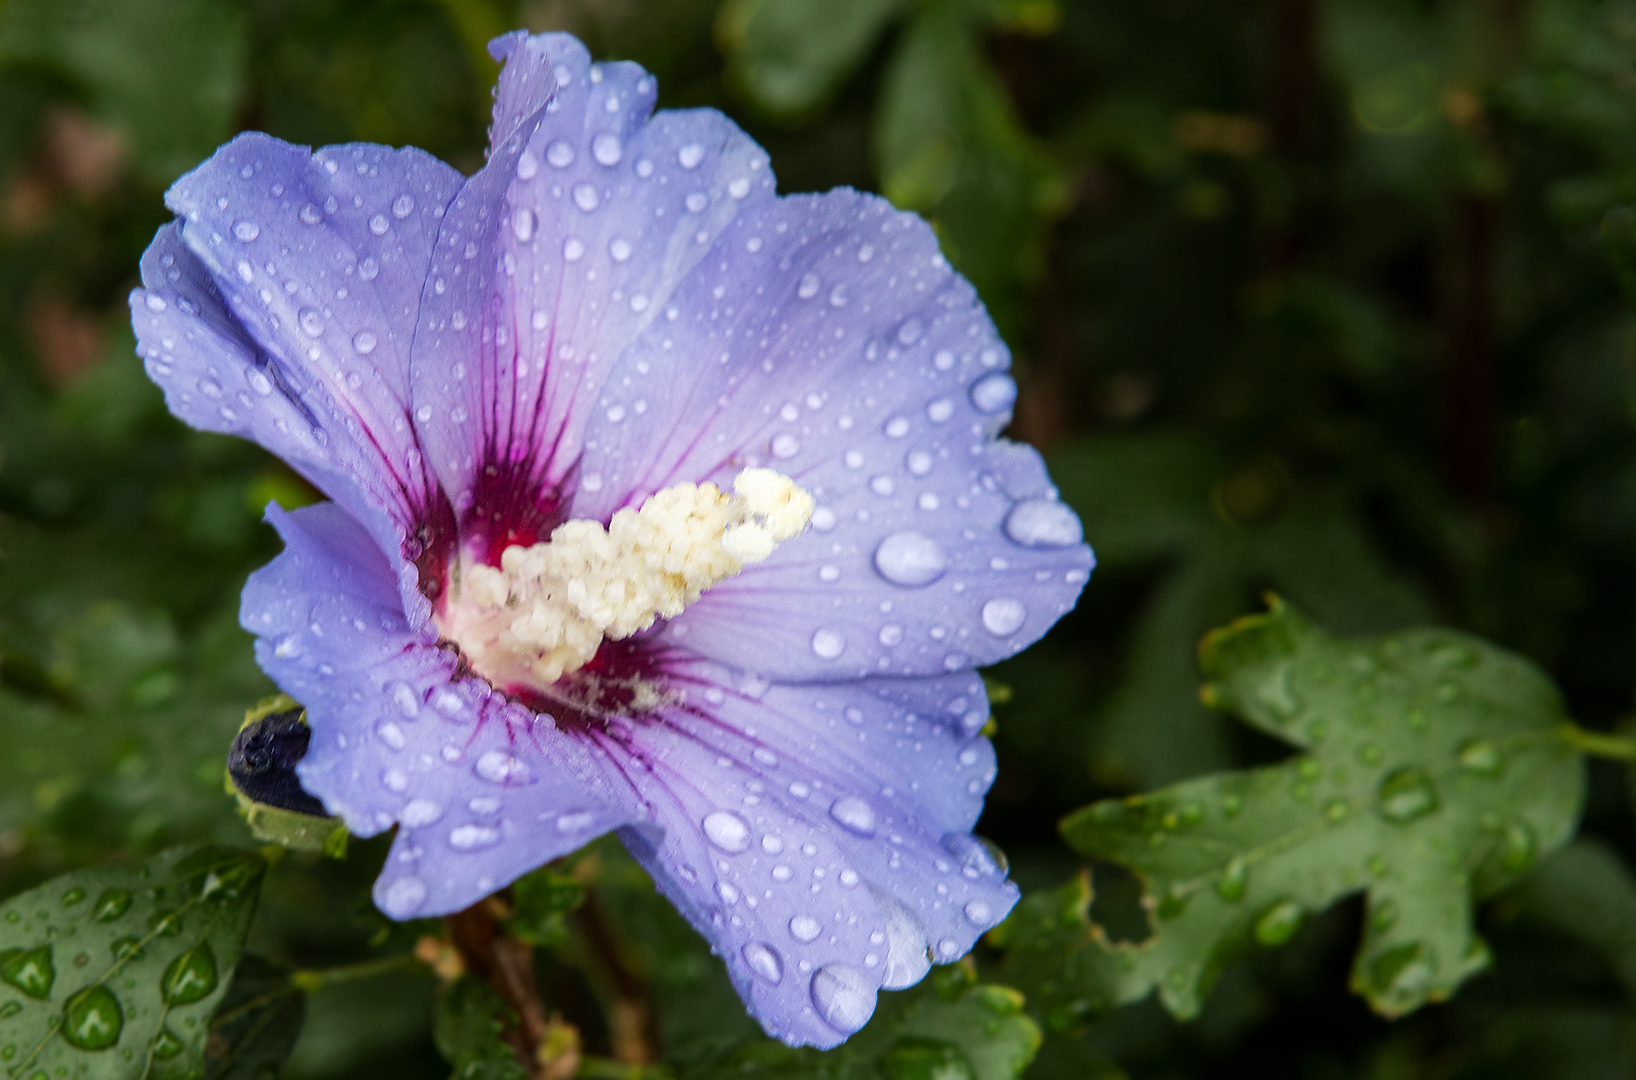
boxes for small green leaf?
[0,845,265,1080]
[504,868,586,948]
[1004,599,1583,1024]
[433,976,527,1080]
[202,956,305,1080]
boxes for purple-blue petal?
[605,659,1016,1047]
[242,502,632,916]
[408,33,775,527]
[574,189,1094,680]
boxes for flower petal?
[592,658,1015,1047]
[242,502,632,917]
[147,133,463,531]
[408,34,775,553]
[575,189,1094,679]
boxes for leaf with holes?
[0,846,265,1080]
[999,598,1583,1025]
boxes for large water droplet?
[678,143,704,169]
[400,800,444,827]
[474,751,535,786]
[981,598,1026,637]
[232,220,259,242]
[703,810,751,853]
[61,985,123,1050]
[874,532,947,588]
[877,893,932,990]
[382,877,427,918]
[512,208,536,242]
[392,194,415,219]
[788,915,822,943]
[742,943,783,985]
[798,273,820,299]
[298,309,325,338]
[573,184,600,212]
[1253,900,1304,946]
[162,942,218,1005]
[592,133,622,165]
[369,213,389,236]
[449,824,501,850]
[811,629,845,660]
[150,1026,184,1060]
[1,945,54,999]
[517,149,540,179]
[811,964,875,1035]
[1377,767,1439,824]
[352,330,377,355]
[93,889,130,922]
[829,797,876,837]
[941,833,1007,878]
[1004,500,1083,547]
[969,373,1016,415]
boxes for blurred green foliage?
[3,0,1636,1077]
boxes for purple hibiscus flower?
[130,31,1092,1047]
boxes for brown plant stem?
[447,897,553,1076]
[574,893,657,1066]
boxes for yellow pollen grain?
[440,468,814,687]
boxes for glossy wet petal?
[575,189,1093,679]
[242,502,631,916]
[409,34,775,558]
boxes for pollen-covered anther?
[440,468,814,687]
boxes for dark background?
[4,0,1636,1076]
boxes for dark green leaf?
[433,976,527,1080]
[203,956,304,1080]
[719,0,905,115]
[503,868,586,949]
[0,846,265,1080]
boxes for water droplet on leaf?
[61,986,123,1050]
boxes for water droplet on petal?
[474,751,535,786]
[609,237,631,261]
[358,256,379,281]
[1004,499,1083,547]
[392,193,415,218]
[788,915,822,943]
[374,719,406,750]
[877,894,932,989]
[981,598,1027,637]
[703,810,751,853]
[970,373,1017,414]
[382,877,427,918]
[298,309,324,337]
[563,238,585,261]
[811,964,875,1035]
[299,203,323,225]
[829,797,876,837]
[513,208,536,242]
[874,532,947,588]
[798,274,820,299]
[517,149,540,179]
[400,800,443,827]
[592,133,622,165]
[449,824,501,850]
[678,143,704,169]
[369,213,389,236]
[742,943,783,984]
[232,220,259,242]
[963,899,993,926]
[573,184,600,211]
[353,330,377,355]
[547,140,575,167]
[811,629,845,659]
